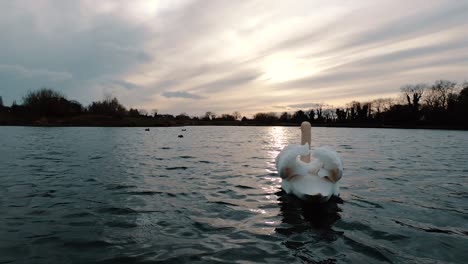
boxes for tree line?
[250,80,468,128]
[0,88,243,124]
[0,79,467,128]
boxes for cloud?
[0,64,72,81]
[161,91,204,99]
[0,0,467,115]
[287,103,322,109]
[111,79,141,90]
[187,69,261,93]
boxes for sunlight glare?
[262,53,322,83]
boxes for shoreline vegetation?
[1,79,467,130]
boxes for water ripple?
[0,126,467,263]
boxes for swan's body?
[276,122,343,201]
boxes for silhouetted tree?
[315,104,324,123]
[176,112,190,120]
[323,109,336,123]
[336,108,347,123]
[421,80,458,124]
[139,109,148,116]
[128,108,140,117]
[151,108,158,118]
[292,110,308,123]
[401,84,425,114]
[0,96,3,107]
[203,111,216,121]
[253,112,278,124]
[232,111,242,120]
[307,109,315,122]
[219,113,236,121]
[347,101,359,121]
[279,112,291,123]
[88,96,126,117]
[22,88,83,117]
[453,83,468,127]
[424,80,457,110]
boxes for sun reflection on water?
[266,126,291,159]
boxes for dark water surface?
[1,126,467,263]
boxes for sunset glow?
[1,0,467,116]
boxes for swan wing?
[275,144,310,180]
[312,146,343,182]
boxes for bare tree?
[203,111,216,120]
[151,108,158,117]
[315,103,324,121]
[371,98,385,114]
[232,111,241,120]
[139,109,148,116]
[424,80,457,109]
[401,83,425,110]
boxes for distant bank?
[1,115,467,130]
[1,81,468,130]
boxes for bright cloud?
[1,0,467,116]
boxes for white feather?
[276,143,343,201]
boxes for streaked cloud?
[0,0,467,116]
[162,91,204,99]
[0,64,72,81]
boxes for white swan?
[275,122,343,202]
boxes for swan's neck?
[300,121,311,162]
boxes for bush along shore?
[1,80,467,129]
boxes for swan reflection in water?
[275,191,343,241]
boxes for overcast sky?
[1,0,467,116]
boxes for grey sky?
[1,0,467,116]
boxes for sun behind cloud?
[262,52,329,83]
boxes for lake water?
[0,126,467,263]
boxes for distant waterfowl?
[178,135,184,138]
[145,128,150,131]
[181,128,186,131]
[275,121,343,202]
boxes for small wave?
[235,184,255,189]
[192,220,236,233]
[104,221,138,228]
[68,221,96,227]
[166,166,188,170]
[96,207,137,215]
[48,202,70,208]
[209,200,239,207]
[343,235,393,263]
[63,239,113,249]
[105,184,137,190]
[62,212,94,218]
[350,195,384,209]
[179,155,195,159]
[31,235,60,245]
[126,190,164,196]
[27,210,50,216]
[95,256,146,264]
[394,220,468,236]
